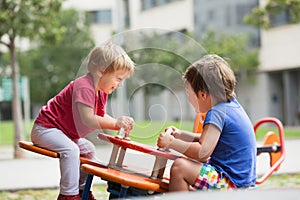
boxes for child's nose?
[118,81,123,87]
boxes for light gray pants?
[31,124,97,195]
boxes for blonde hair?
[87,42,134,75]
[183,54,236,103]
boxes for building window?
[124,0,131,28]
[270,9,290,27]
[208,9,215,21]
[141,0,178,10]
[226,5,231,27]
[236,3,256,25]
[89,9,112,24]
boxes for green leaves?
[18,9,95,103]
[201,30,259,76]
[0,0,62,42]
[244,0,300,29]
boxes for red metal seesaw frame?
[254,117,286,184]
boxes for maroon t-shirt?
[35,73,108,140]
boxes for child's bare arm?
[176,129,200,142]
[158,124,220,162]
[167,126,200,142]
[197,124,221,161]
[77,102,118,130]
[77,102,134,131]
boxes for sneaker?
[57,194,81,200]
[79,190,96,200]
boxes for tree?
[124,31,191,120]
[0,0,63,158]
[123,30,258,120]
[244,0,300,29]
[201,30,259,79]
[18,9,95,104]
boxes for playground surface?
[0,139,300,191]
[136,188,300,200]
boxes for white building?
[128,0,194,31]
[63,0,194,44]
[236,0,300,126]
[63,0,196,121]
[63,0,116,45]
[63,0,300,125]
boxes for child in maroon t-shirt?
[31,42,135,200]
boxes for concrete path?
[0,139,299,191]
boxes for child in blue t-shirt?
[157,54,256,191]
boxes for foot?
[79,190,96,200]
[57,194,81,200]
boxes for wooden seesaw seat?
[81,164,168,193]
[18,141,107,168]
[19,141,58,158]
[18,141,169,199]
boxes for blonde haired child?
[31,42,135,200]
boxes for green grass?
[0,184,108,200]
[258,173,300,189]
[255,126,300,140]
[0,120,192,145]
[127,120,194,144]
[0,120,34,145]
[1,120,300,145]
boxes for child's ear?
[198,90,207,100]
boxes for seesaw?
[19,117,285,199]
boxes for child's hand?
[157,130,175,149]
[116,116,134,131]
[165,126,180,138]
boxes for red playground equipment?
[18,117,286,199]
[254,117,286,184]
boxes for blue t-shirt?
[204,98,256,187]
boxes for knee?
[170,158,188,177]
[61,143,80,159]
[84,140,96,154]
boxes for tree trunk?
[144,88,150,120]
[10,38,25,158]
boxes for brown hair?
[183,54,236,103]
[87,42,134,75]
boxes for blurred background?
[0,0,299,156]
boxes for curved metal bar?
[254,117,286,184]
